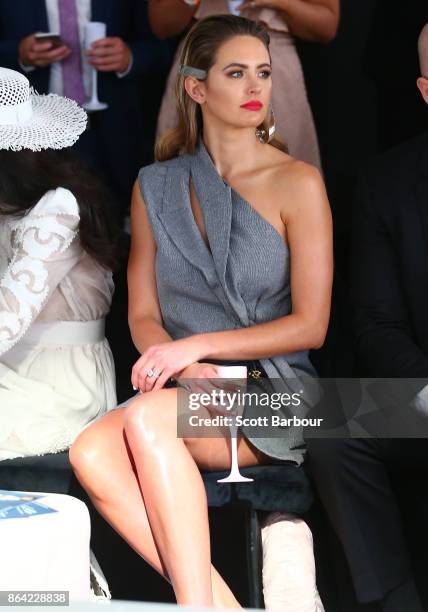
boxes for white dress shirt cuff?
[116,53,133,79]
[19,59,36,73]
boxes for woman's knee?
[69,422,109,479]
[124,391,176,444]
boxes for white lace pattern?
[0,188,82,357]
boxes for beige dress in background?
[0,188,117,461]
[156,0,321,170]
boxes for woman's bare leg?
[70,407,242,608]
[123,388,270,607]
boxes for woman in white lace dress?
[0,68,117,461]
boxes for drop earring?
[255,102,276,144]
[267,102,276,142]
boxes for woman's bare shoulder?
[264,150,329,221]
[264,149,323,197]
[268,147,321,182]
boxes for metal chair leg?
[245,508,264,609]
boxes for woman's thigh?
[124,388,272,472]
[186,435,272,472]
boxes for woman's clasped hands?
[131,337,241,416]
[131,336,211,393]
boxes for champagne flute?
[216,366,254,483]
[83,22,108,112]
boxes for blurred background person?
[306,23,428,612]
[0,68,118,461]
[299,2,428,389]
[0,0,172,222]
[149,0,340,171]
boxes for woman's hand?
[239,0,339,43]
[238,0,283,9]
[178,363,241,417]
[131,336,207,393]
[178,362,219,381]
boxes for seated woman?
[70,15,333,609]
[149,0,340,171]
[0,67,118,461]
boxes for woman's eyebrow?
[221,62,271,71]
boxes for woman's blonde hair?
[155,14,287,162]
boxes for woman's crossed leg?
[70,387,270,608]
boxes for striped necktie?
[58,0,85,104]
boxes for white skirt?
[0,320,117,461]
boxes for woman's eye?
[227,70,271,79]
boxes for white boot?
[261,512,325,612]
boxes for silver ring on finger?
[147,369,155,378]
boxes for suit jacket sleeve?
[124,0,172,78]
[0,14,21,71]
[351,170,428,378]
[0,0,26,70]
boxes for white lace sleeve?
[0,188,82,356]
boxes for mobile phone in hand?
[34,33,63,48]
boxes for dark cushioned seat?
[202,463,313,514]
[0,453,312,608]
[0,452,73,494]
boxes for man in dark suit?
[0,0,171,219]
[306,24,428,612]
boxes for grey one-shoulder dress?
[138,139,318,464]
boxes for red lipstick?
[240,101,263,111]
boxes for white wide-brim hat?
[0,67,87,151]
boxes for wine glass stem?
[92,68,98,102]
[230,424,239,468]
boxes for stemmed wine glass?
[216,366,254,483]
[83,22,108,112]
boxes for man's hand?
[19,34,71,68]
[86,37,132,73]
